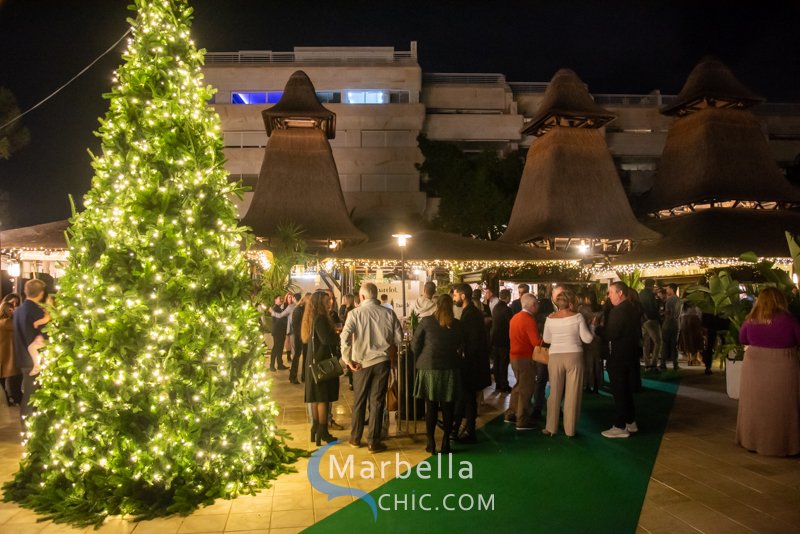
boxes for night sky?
[1,0,799,229]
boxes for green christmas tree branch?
[3,0,303,526]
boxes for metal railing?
[205,49,417,65]
[508,82,552,94]
[593,93,664,106]
[424,73,507,85]
[395,339,421,436]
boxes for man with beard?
[452,283,491,444]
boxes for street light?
[392,233,412,318]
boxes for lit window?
[345,90,390,104]
[231,91,283,104]
[231,91,340,104]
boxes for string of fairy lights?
[6,1,292,522]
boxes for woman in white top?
[543,290,594,436]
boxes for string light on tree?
[2,0,298,526]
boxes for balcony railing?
[508,82,552,94]
[205,48,417,66]
[593,93,665,106]
[423,73,507,85]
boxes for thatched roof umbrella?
[501,69,659,249]
[331,229,579,267]
[240,71,367,244]
[642,59,800,214]
[522,68,616,137]
[0,220,69,251]
[661,57,764,116]
[615,208,800,265]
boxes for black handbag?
[309,322,344,384]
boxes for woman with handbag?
[411,294,464,454]
[542,291,594,437]
[302,291,341,445]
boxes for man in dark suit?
[509,283,529,315]
[490,289,513,393]
[452,283,491,444]
[601,281,642,438]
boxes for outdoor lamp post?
[392,234,411,318]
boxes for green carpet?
[307,376,679,534]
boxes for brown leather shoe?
[348,439,363,448]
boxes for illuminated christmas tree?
[3,0,297,525]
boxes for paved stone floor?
[0,361,798,533]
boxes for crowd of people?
[267,277,799,456]
[2,274,796,458]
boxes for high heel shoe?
[310,420,319,444]
[317,423,335,445]
[318,432,336,444]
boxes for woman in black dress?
[412,294,464,454]
[302,291,340,445]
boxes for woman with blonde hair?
[543,290,594,437]
[737,287,800,456]
[411,294,464,454]
[302,291,340,445]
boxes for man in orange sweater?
[504,293,543,430]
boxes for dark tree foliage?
[417,134,523,240]
[0,86,31,159]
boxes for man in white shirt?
[340,283,403,452]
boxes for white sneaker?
[626,422,638,433]
[601,426,630,439]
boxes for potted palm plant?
[686,270,752,398]
[687,242,800,399]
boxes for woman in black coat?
[302,291,340,445]
[412,294,464,454]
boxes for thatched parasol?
[0,220,69,251]
[661,57,764,116]
[616,208,800,264]
[240,71,366,243]
[522,68,616,137]
[262,71,336,138]
[641,107,800,213]
[501,127,660,243]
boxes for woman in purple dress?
[737,287,800,456]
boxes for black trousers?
[351,361,390,445]
[608,363,637,428]
[290,338,306,382]
[1,374,23,405]
[270,330,287,370]
[492,346,510,389]
[454,369,478,436]
[532,361,549,413]
[661,328,678,368]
